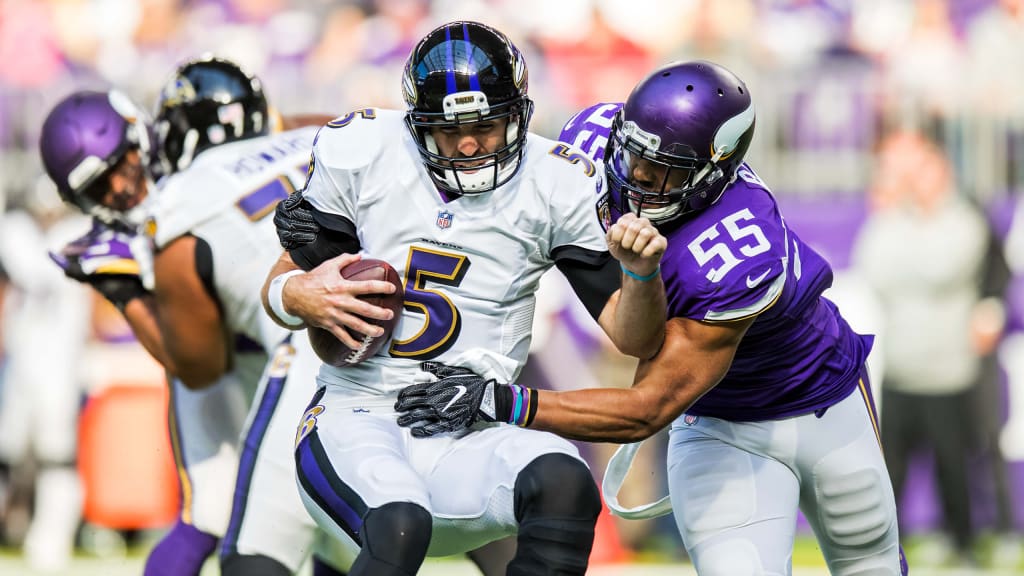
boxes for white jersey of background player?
[145,57,353,576]
[38,63,349,576]
[264,21,666,576]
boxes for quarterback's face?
[429,117,509,169]
[86,148,149,212]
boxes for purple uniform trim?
[561,105,874,422]
[167,384,196,525]
[143,519,218,576]
[295,427,366,544]
[221,338,291,558]
[236,176,291,221]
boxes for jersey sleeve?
[300,127,359,224]
[152,168,237,249]
[544,142,609,262]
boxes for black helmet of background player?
[402,21,533,195]
[154,55,269,177]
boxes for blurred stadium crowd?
[1,0,1024,573]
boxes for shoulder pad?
[312,108,402,171]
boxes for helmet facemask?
[77,146,155,232]
[407,91,533,196]
[605,115,726,227]
[605,100,754,229]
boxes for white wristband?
[268,269,306,328]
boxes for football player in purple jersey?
[396,60,909,576]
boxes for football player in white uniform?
[263,21,666,576]
[397,61,908,576]
[39,59,351,576]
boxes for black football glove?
[395,362,537,438]
[274,191,320,250]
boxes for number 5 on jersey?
[389,246,470,359]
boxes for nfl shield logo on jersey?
[683,414,699,426]
[436,210,454,229]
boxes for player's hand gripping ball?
[308,258,404,367]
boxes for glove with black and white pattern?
[274,191,320,250]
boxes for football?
[307,258,404,367]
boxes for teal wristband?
[621,264,660,282]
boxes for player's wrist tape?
[268,270,307,328]
[494,383,538,427]
[621,264,660,282]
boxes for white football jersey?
[150,126,318,355]
[302,109,607,396]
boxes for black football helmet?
[402,21,533,195]
[154,55,268,176]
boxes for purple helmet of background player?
[605,60,755,229]
[39,89,153,227]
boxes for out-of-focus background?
[1,0,1024,574]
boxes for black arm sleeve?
[289,203,361,271]
[553,245,620,321]
[193,234,225,316]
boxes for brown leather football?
[307,258,404,367]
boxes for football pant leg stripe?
[167,380,196,525]
[296,427,367,545]
[220,347,291,558]
[854,365,883,449]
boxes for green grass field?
[2,533,1023,575]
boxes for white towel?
[602,441,673,520]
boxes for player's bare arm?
[120,296,175,370]
[153,236,228,389]
[532,315,753,442]
[597,213,668,359]
[262,250,397,350]
[396,314,754,441]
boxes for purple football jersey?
[560,105,873,421]
[558,103,620,162]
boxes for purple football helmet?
[39,90,152,227]
[605,60,755,229]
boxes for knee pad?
[348,501,431,576]
[509,454,601,576]
[816,467,896,548]
[221,553,290,576]
[514,453,601,521]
